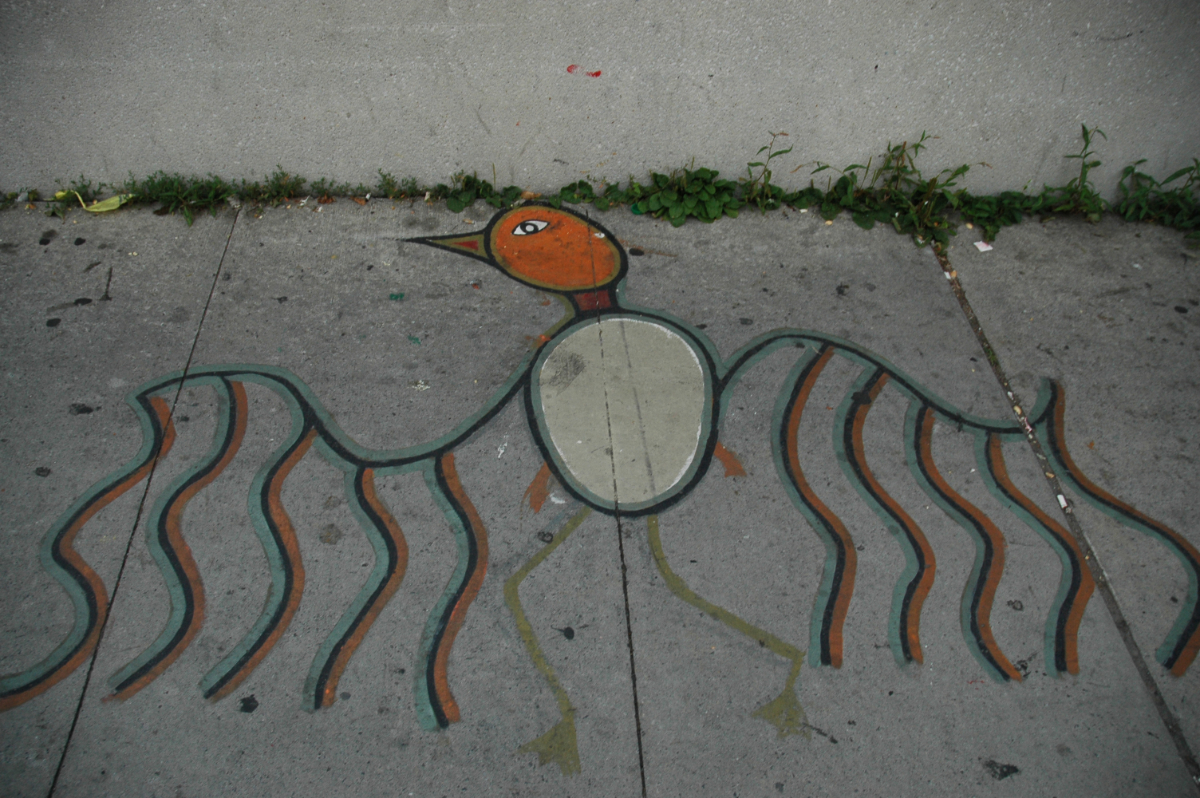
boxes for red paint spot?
[566,64,579,74]
[573,290,614,311]
[586,70,602,78]
[453,240,479,251]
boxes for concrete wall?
[2,0,1197,198]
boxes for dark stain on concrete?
[982,759,1019,780]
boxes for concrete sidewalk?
[1,202,1197,797]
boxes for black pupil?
[520,222,539,234]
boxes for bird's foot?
[518,715,581,776]
[751,683,808,739]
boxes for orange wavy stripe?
[110,385,249,701]
[1048,389,1199,675]
[785,348,854,668]
[0,397,176,711]
[316,468,409,709]
[986,433,1092,675]
[713,442,747,478]
[206,425,314,702]
[433,452,490,723]
[523,462,553,514]
[851,375,935,664]
[918,411,1021,682]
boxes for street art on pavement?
[2,204,1197,776]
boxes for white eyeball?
[512,220,549,236]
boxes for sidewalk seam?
[935,247,1200,793]
[588,208,649,797]
[45,207,242,798]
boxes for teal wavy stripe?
[302,468,406,711]
[904,402,1010,683]
[412,461,471,731]
[198,387,309,698]
[0,392,164,700]
[108,377,235,693]
[723,329,1028,434]
[832,368,925,667]
[769,349,844,666]
[973,432,1075,676]
[1033,386,1199,671]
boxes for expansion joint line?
[933,247,1200,791]
[46,208,244,798]
[587,212,648,798]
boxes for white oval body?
[533,315,712,511]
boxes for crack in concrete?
[588,217,648,798]
[46,208,242,798]
[937,247,1200,795]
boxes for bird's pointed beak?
[406,231,493,265]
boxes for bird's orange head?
[407,203,627,294]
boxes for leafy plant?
[11,126,1200,251]
[742,132,794,211]
[237,167,308,206]
[548,180,628,211]
[1115,158,1200,240]
[375,171,420,200]
[954,190,1041,242]
[777,134,972,249]
[124,171,236,225]
[630,167,742,226]
[435,172,524,212]
[1042,124,1107,222]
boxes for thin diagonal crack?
[47,207,242,798]
[935,247,1200,793]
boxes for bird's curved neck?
[570,288,618,313]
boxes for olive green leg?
[648,515,807,738]
[504,504,593,775]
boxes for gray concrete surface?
[953,215,1200,757]
[2,1,1198,198]
[1,202,1198,797]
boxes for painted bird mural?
[2,203,1197,776]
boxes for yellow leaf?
[83,194,134,213]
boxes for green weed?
[46,176,101,220]
[1115,158,1200,240]
[432,172,524,212]
[742,132,794,212]
[778,133,971,249]
[10,126,1199,252]
[551,180,628,211]
[237,167,308,206]
[123,172,236,225]
[375,171,420,200]
[629,167,742,226]
[1041,124,1107,222]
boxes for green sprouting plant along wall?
[628,166,743,226]
[742,132,794,212]
[1042,124,1108,222]
[1115,157,1200,240]
[7,125,1197,248]
[779,132,973,249]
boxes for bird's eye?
[512,220,549,236]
